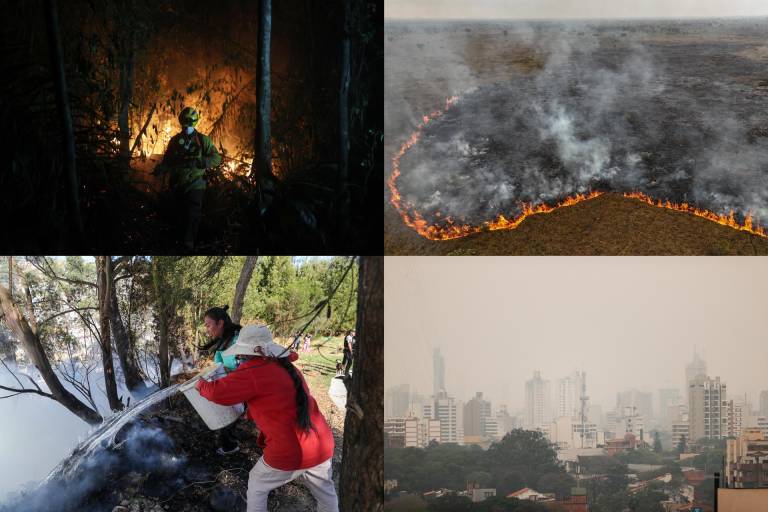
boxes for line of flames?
[388,96,768,242]
[622,191,767,238]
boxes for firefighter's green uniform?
[154,107,222,250]
[158,130,222,193]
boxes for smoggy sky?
[385,257,768,413]
[385,0,768,20]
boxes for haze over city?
[385,257,768,412]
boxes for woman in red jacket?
[196,324,338,512]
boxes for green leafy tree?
[535,472,577,500]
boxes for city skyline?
[385,257,768,412]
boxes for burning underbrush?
[0,373,342,512]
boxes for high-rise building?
[588,404,604,429]
[464,392,492,438]
[424,391,464,444]
[433,348,445,396]
[384,417,441,448]
[658,388,682,424]
[617,389,653,421]
[556,371,585,419]
[725,428,768,488]
[422,418,442,446]
[525,371,551,431]
[385,384,411,419]
[672,420,690,450]
[384,418,407,448]
[757,416,768,438]
[688,375,728,442]
[685,350,707,386]
[728,398,745,438]
[495,405,519,438]
[760,390,768,417]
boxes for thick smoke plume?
[387,19,768,228]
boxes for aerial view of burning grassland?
[385,16,768,254]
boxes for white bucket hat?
[221,324,289,358]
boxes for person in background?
[342,329,355,376]
[198,305,242,455]
[196,325,338,512]
[302,334,312,353]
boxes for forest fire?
[391,95,768,242]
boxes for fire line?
[388,96,768,241]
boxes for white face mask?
[184,126,195,135]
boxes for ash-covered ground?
[387,18,768,231]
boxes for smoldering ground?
[0,423,186,512]
[388,19,768,229]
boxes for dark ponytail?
[199,305,242,351]
[277,357,313,432]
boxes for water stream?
[44,382,182,483]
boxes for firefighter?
[196,325,338,512]
[154,107,222,250]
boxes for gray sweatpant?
[246,456,339,512]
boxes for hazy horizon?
[385,0,768,20]
[385,257,768,414]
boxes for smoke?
[389,19,768,228]
[0,424,185,512]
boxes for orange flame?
[623,191,767,238]
[389,96,768,242]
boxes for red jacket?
[196,353,334,470]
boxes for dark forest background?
[0,0,382,254]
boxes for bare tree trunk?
[340,257,383,511]
[231,256,258,324]
[337,0,352,231]
[43,0,83,237]
[251,0,275,186]
[0,284,102,425]
[97,257,123,411]
[110,277,144,391]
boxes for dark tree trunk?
[7,257,12,297]
[110,277,144,391]
[0,284,102,425]
[158,307,170,388]
[152,258,171,388]
[43,0,83,237]
[252,0,274,186]
[118,36,135,161]
[340,256,383,511]
[97,257,123,411]
[337,0,352,230]
[231,256,258,324]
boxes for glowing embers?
[389,95,768,242]
[623,191,768,238]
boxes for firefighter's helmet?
[178,107,200,127]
